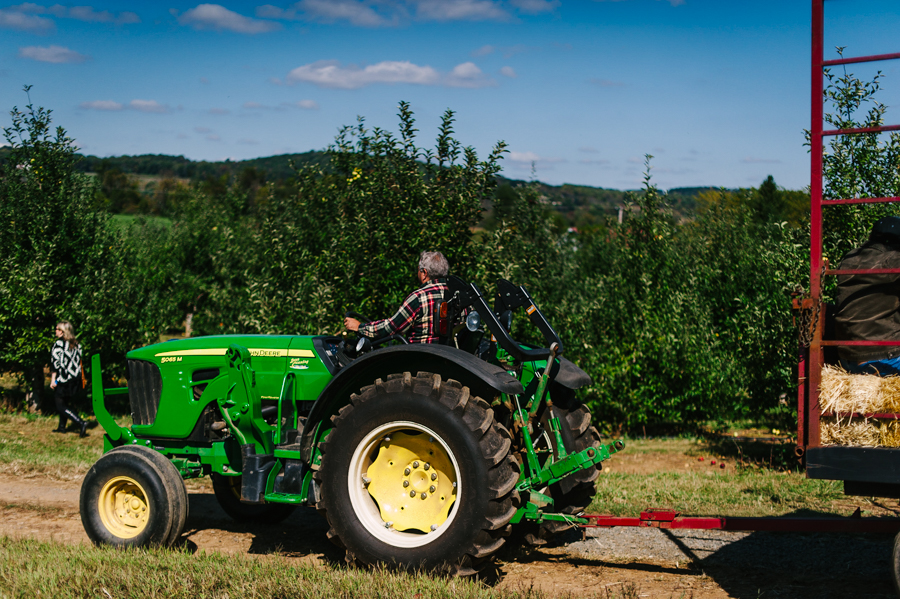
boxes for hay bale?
[819,365,886,414]
[821,417,880,446]
[819,365,900,448]
[879,420,900,447]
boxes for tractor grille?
[127,359,162,425]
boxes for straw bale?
[880,377,900,413]
[819,365,900,447]
[819,365,886,414]
[821,418,880,446]
[879,420,900,447]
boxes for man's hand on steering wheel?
[343,311,371,334]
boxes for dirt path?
[1,455,897,598]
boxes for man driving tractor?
[343,250,450,344]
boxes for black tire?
[521,395,602,545]
[315,371,520,575]
[80,447,178,547]
[116,445,189,545]
[211,473,296,524]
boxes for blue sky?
[1,1,899,191]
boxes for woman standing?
[50,321,87,437]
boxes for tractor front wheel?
[316,372,520,575]
[80,446,182,547]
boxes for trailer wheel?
[115,445,189,545]
[211,473,296,524]
[892,531,900,596]
[522,398,602,545]
[316,372,520,575]
[80,447,178,547]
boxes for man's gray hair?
[419,251,449,278]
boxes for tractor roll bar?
[445,276,555,362]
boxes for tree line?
[2,63,896,433]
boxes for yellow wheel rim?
[365,431,458,534]
[97,476,150,539]
[347,422,461,548]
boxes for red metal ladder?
[798,0,900,456]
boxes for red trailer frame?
[796,0,900,498]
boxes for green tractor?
[80,277,623,574]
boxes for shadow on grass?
[178,493,343,567]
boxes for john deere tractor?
[80,277,623,574]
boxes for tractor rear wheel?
[316,371,520,575]
[80,447,180,547]
[211,473,297,524]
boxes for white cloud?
[7,4,139,25]
[67,6,140,24]
[594,0,684,5]
[80,100,124,111]
[178,4,281,34]
[412,0,509,22]
[0,9,54,33]
[471,44,494,57]
[286,59,496,89]
[296,99,320,109]
[509,0,559,14]
[257,0,556,26]
[295,0,388,27]
[208,107,229,115]
[446,61,495,88]
[206,134,221,141]
[19,45,89,63]
[243,101,265,109]
[499,66,516,78]
[287,59,440,89]
[508,151,564,164]
[129,99,168,113]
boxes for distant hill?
[0,148,731,222]
[73,151,329,180]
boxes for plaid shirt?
[358,279,448,344]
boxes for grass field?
[0,538,586,599]
[0,412,882,598]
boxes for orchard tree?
[244,102,507,334]
[0,87,123,409]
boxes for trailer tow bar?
[578,508,900,540]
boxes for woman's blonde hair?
[57,321,78,347]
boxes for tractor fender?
[299,344,524,463]
[554,356,592,390]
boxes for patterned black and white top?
[51,340,82,385]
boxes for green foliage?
[0,94,818,432]
[815,48,900,269]
[516,159,808,432]
[0,88,114,391]
[243,102,507,334]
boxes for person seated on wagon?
[834,216,900,376]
